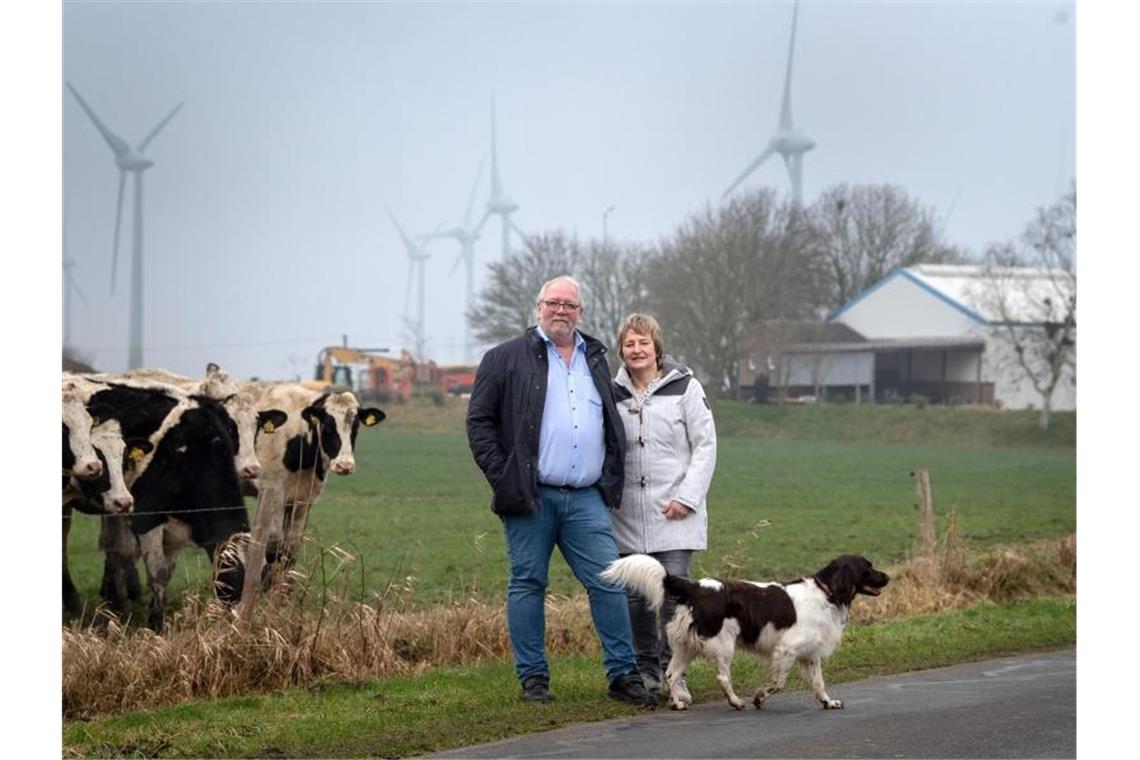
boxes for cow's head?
[221,391,286,480]
[75,420,153,514]
[301,392,385,476]
[62,386,102,479]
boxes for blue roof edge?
[828,267,990,325]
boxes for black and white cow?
[62,420,154,616]
[62,379,102,480]
[97,393,252,630]
[240,383,384,599]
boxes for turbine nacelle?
[114,152,155,172]
[769,130,816,156]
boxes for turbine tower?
[424,160,484,363]
[387,208,433,360]
[479,97,528,260]
[62,198,88,348]
[67,83,183,369]
[723,0,815,205]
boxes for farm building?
[738,264,1076,410]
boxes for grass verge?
[63,596,1075,759]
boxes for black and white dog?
[601,554,889,711]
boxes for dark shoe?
[520,675,555,703]
[608,673,657,707]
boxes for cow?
[62,380,102,480]
[97,393,253,630]
[104,363,287,481]
[239,383,384,606]
[79,366,284,618]
[62,420,153,616]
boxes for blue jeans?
[501,484,639,684]
[624,549,693,682]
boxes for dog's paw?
[752,692,767,709]
[822,698,843,710]
[729,698,746,710]
[670,700,688,711]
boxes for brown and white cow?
[239,382,384,605]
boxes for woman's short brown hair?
[616,313,664,370]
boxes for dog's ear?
[817,556,858,606]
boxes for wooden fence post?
[912,468,935,556]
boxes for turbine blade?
[490,96,505,198]
[67,83,132,157]
[403,263,414,321]
[723,147,776,199]
[386,207,414,249]
[476,207,494,236]
[464,157,486,227]
[778,1,801,132]
[71,276,91,306]
[111,171,126,295]
[449,250,464,278]
[138,101,184,153]
[510,221,535,253]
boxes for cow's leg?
[239,484,284,622]
[62,503,84,617]
[98,515,140,613]
[799,657,842,709]
[753,647,795,709]
[138,527,171,631]
[279,499,313,577]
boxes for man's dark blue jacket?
[466,326,626,516]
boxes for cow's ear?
[258,409,288,434]
[126,438,154,465]
[301,406,320,426]
[358,408,386,427]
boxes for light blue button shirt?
[535,326,605,488]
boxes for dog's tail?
[600,554,668,610]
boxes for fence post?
[912,468,935,556]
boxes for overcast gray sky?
[60,0,1075,380]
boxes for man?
[466,275,655,706]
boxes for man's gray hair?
[535,275,583,307]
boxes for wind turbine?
[67,83,183,369]
[424,160,484,364]
[387,208,433,360]
[62,201,90,349]
[723,0,815,205]
[479,97,528,260]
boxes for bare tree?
[468,231,582,348]
[577,240,653,352]
[469,232,653,354]
[644,189,828,396]
[974,188,1075,431]
[808,184,964,307]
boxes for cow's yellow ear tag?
[262,421,276,433]
[129,446,147,462]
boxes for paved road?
[423,650,1074,759]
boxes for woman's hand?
[661,500,691,520]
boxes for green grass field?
[63,400,1076,616]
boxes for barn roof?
[830,264,1073,324]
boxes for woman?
[610,313,717,700]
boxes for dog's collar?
[813,576,839,605]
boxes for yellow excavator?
[303,345,412,402]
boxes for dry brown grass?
[62,527,1075,721]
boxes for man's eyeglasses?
[538,299,581,312]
